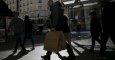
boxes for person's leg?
[91,37,95,50]
[91,33,101,49]
[88,37,95,52]
[99,31,109,57]
[13,33,20,52]
[87,32,96,52]
[110,31,115,45]
[19,33,26,51]
[41,51,52,60]
[66,43,76,60]
[23,33,27,46]
[14,39,19,52]
[30,33,35,49]
[66,43,75,57]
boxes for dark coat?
[54,15,70,33]
[90,12,102,33]
[50,1,64,28]
[24,19,33,33]
[101,2,115,32]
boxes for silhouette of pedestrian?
[87,10,102,52]
[23,15,35,50]
[98,0,115,57]
[8,11,27,53]
[41,0,75,60]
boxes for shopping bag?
[44,31,66,52]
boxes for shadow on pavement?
[0,35,45,51]
[72,41,115,60]
[2,50,30,60]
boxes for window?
[38,6,42,9]
[10,1,11,4]
[13,0,14,4]
[38,0,42,3]
[20,9,21,13]
[13,6,14,9]
[20,4,22,7]
[23,3,25,6]
[27,2,29,5]
[30,1,32,4]
[27,8,29,12]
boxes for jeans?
[14,32,26,51]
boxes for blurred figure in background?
[23,15,35,50]
[98,0,115,57]
[8,11,27,53]
[88,10,102,52]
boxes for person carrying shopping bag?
[41,1,75,60]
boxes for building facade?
[4,0,18,11]
[19,0,49,20]
[4,0,49,20]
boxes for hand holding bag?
[44,31,66,52]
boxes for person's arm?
[51,3,59,28]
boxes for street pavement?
[0,34,115,60]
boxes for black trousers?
[99,30,115,55]
[23,33,34,48]
[45,43,75,57]
[90,32,101,49]
[14,32,26,51]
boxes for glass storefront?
[64,0,101,39]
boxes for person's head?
[24,15,29,19]
[47,0,53,6]
[55,1,62,7]
[13,11,19,17]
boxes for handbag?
[44,31,66,52]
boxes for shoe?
[12,50,17,53]
[12,48,17,53]
[21,50,29,54]
[41,55,50,60]
[87,49,94,52]
[56,52,59,54]
[66,56,76,60]
[31,47,35,50]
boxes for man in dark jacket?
[98,0,115,57]
[23,15,35,50]
[8,12,27,53]
[88,11,101,52]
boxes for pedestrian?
[87,10,102,52]
[8,11,27,53]
[23,15,35,50]
[41,0,75,60]
[98,0,115,57]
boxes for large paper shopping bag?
[44,31,66,52]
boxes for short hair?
[25,15,29,18]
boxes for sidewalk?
[0,36,115,60]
